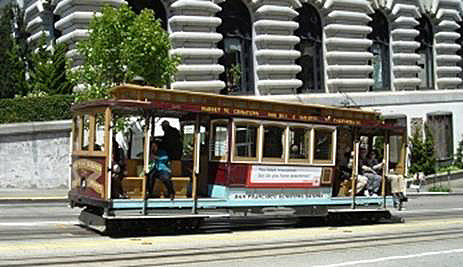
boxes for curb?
[406,192,463,197]
[0,197,68,203]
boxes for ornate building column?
[431,0,462,89]
[169,0,224,93]
[253,0,302,95]
[323,0,375,92]
[53,0,124,66]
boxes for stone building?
[23,0,463,164]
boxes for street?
[0,195,462,266]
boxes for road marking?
[312,248,463,267]
[0,221,77,226]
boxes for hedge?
[0,95,74,124]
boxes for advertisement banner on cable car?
[246,165,322,188]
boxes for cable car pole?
[382,131,390,208]
[351,126,359,210]
[192,114,200,214]
[142,114,152,216]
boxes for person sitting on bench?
[147,140,175,200]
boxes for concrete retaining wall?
[0,120,71,189]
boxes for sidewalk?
[0,188,68,202]
[406,178,463,196]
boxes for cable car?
[69,84,407,232]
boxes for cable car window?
[94,113,105,151]
[73,116,81,152]
[182,124,206,159]
[313,128,334,162]
[289,127,310,161]
[234,123,258,160]
[82,114,90,151]
[262,125,284,160]
[211,121,228,161]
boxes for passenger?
[359,146,382,196]
[147,140,175,200]
[346,151,369,195]
[161,120,183,160]
[387,163,408,210]
[111,138,126,198]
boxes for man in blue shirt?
[147,140,175,200]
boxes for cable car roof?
[71,84,396,128]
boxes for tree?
[409,125,436,175]
[70,5,179,102]
[455,135,463,169]
[28,38,74,95]
[0,4,30,98]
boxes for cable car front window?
[94,113,105,151]
[73,116,81,152]
[81,114,90,151]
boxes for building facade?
[24,0,463,164]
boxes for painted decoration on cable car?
[71,158,105,199]
[247,165,322,188]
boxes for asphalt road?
[0,196,462,266]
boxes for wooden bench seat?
[154,176,190,199]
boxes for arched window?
[127,0,167,30]
[368,11,390,91]
[294,4,323,93]
[415,15,434,89]
[217,0,254,94]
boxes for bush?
[409,125,436,175]
[455,135,463,169]
[0,95,73,123]
[428,185,451,193]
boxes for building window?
[415,15,434,90]
[217,0,254,95]
[294,4,323,93]
[127,0,167,30]
[368,11,390,91]
[427,112,453,162]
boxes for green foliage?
[428,185,451,193]
[28,37,75,95]
[409,125,437,175]
[0,4,30,98]
[70,5,179,102]
[373,136,384,160]
[436,164,461,174]
[0,95,73,123]
[455,135,463,169]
